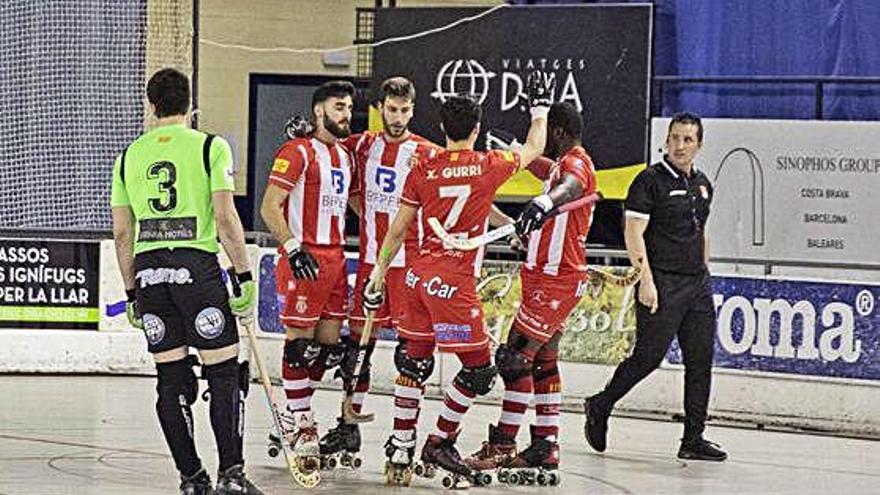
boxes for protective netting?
[0,0,193,231]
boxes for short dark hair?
[378,76,415,103]
[548,102,583,139]
[668,111,703,142]
[147,68,190,118]
[440,95,481,141]
[312,80,356,110]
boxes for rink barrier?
[0,240,877,437]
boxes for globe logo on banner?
[431,59,497,104]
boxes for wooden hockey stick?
[428,192,604,251]
[228,270,320,488]
[340,311,376,424]
[586,265,643,288]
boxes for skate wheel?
[497,470,509,483]
[352,456,362,469]
[326,456,337,469]
[549,472,560,486]
[414,463,426,477]
[537,472,548,486]
[267,446,279,458]
[340,454,351,467]
[476,472,492,486]
[509,472,520,485]
[441,475,455,489]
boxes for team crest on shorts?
[142,313,166,345]
[295,296,308,314]
[195,307,225,340]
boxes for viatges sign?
[373,5,652,171]
[430,58,587,112]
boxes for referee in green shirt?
[111,68,262,494]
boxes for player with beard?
[464,102,597,484]
[316,77,440,462]
[259,80,355,464]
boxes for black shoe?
[583,397,609,452]
[319,417,361,455]
[216,465,264,495]
[677,437,727,462]
[179,468,215,495]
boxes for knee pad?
[394,342,434,384]
[454,364,497,396]
[495,345,533,383]
[316,341,347,369]
[532,357,559,383]
[203,357,239,384]
[156,358,198,406]
[284,338,320,368]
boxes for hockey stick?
[428,192,604,251]
[340,311,376,424]
[228,270,320,489]
[586,265,643,288]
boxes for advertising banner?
[373,5,652,198]
[651,118,880,266]
[0,239,100,330]
[260,249,878,381]
[666,276,879,381]
[258,251,638,363]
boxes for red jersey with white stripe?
[401,149,521,276]
[344,132,438,267]
[525,146,597,275]
[267,137,352,247]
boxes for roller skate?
[464,424,516,479]
[267,410,322,473]
[383,433,416,486]
[215,464,264,494]
[179,468,215,495]
[318,417,362,470]
[415,432,492,489]
[497,426,560,486]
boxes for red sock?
[282,350,311,412]
[435,348,490,438]
[498,374,532,439]
[533,350,561,439]
[392,340,433,441]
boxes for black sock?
[203,358,244,471]
[156,359,202,477]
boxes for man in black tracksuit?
[583,112,726,461]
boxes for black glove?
[362,278,385,312]
[526,70,556,118]
[284,114,314,139]
[287,245,320,280]
[515,194,554,239]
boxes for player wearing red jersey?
[259,81,355,461]
[317,77,439,460]
[465,103,597,483]
[367,71,555,487]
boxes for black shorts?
[134,248,238,354]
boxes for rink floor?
[0,376,878,494]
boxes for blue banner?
[667,276,879,381]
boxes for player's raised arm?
[517,70,555,168]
